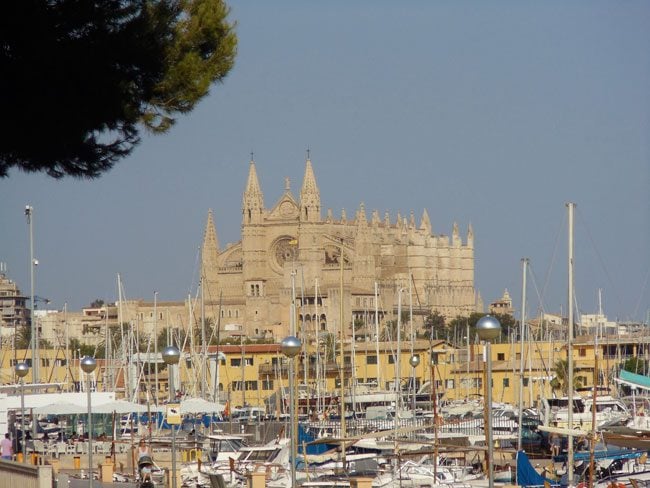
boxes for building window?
[497,353,505,361]
[262,379,274,390]
[579,348,586,357]
[503,378,510,387]
[245,380,258,391]
[367,355,377,365]
[388,355,396,364]
[446,379,455,389]
[523,378,529,387]
[230,358,241,367]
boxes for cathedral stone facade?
[201,157,477,341]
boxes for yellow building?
[2,332,643,412]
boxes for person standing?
[1,433,13,460]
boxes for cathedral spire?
[300,154,321,222]
[452,221,461,246]
[357,202,368,227]
[420,208,432,234]
[242,156,264,224]
[202,209,220,276]
[467,222,474,247]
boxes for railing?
[258,362,351,376]
[303,416,431,439]
[0,459,52,488]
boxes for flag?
[223,400,230,417]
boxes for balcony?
[258,361,350,377]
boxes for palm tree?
[14,325,31,349]
[550,358,585,395]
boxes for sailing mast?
[396,287,403,416]
[339,238,347,468]
[153,291,159,404]
[567,202,576,486]
[517,258,528,451]
[201,277,207,399]
[65,302,70,391]
[315,278,321,414]
[374,282,382,389]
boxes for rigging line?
[541,210,566,306]
[575,207,627,320]
[632,263,650,321]
[187,245,202,299]
[527,263,545,313]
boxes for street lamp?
[476,315,501,488]
[15,362,29,463]
[162,345,181,488]
[281,336,301,488]
[430,351,439,481]
[80,356,97,487]
[25,205,39,384]
[409,354,420,413]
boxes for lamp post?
[476,315,501,488]
[15,362,29,463]
[281,336,301,488]
[162,345,181,488]
[430,351,439,480]
[25,205,39,384]
[408,354,420,413]
[80,356,97,487]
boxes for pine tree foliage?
[0,0,237,178]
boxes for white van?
[233,407,266,422]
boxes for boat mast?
[154,291,159,404]
[567,202,576,487]
[396,287,403,416]
[351,298,357,414]
[117,274,129,400]
[374,282,382,389]
[65,302,70,391]
[339,238,347,467]
[201,276,207,399]
[315,278,321,413]
[301,269,308,388]
[517,258,528,451]
[212,290,223,403]
[409,275,414,411]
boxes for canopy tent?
[180,397,225,414]
[33,402,88,415]
[91,400,158,414]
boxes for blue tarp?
[297,424,332,455]
[553,448,643,463]
[517,450,559,487]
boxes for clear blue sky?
[1,1,649,322]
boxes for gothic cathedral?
[201,156,478,340]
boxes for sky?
[1,1,649,323]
